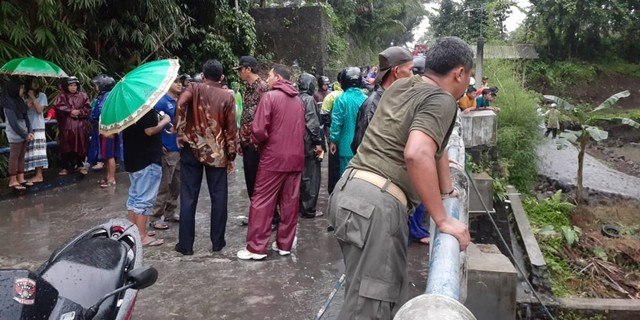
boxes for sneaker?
[271,242,291,256]
[236,249,267,260]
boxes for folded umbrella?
[99,59,180,135]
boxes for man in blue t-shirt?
[475,88,500,112]
[150,77,183,230]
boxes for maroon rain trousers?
[246,168,302,255]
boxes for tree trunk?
[576,135,587,204]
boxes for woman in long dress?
[24,78,49,183]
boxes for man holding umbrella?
[98,59,180,248]
[122,102,171,247]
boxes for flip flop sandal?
[143,238,164,247]
[77,168,88,175]
[8,184,26,191]
[99,181,116,188]
[28,179,43,184]
[147,230,156,237]
[58,169,68,176]
[20,181,34,186]
[152,221,170,230]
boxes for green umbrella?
[0,57,68,77]
[99,59,180,135]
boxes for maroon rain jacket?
[250,80,305,172]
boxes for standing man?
[298,73,324,219]
[321,72,344,194]
[237,64,305,260]
[174,60,237,255]
[234,56,269,201]
[314,76,331,104]
[351,46,414,153]
[150,77,183,230]
[327,37,472,319]
[329,67,366,176]
[122,108,171,247]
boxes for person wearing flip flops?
[122,107,171,248]
[1,81,34,190]
[52,76,91,176]
[23,78,48,185]
[150,77,183,230]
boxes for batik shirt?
[239,77,269,145]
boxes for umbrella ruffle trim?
[0,70,69,78]
[99,59,180,135]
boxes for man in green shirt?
[327,37,473,319]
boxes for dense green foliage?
[484,60,541,191]
[0,0,256,85]
[523,0,640,62]
[427,0,640,63]
[424,0,513,44]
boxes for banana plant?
[543,90,639,204]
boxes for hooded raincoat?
[246,80,306,255]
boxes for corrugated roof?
[471,44,539,59]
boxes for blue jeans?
[127,163,162,215]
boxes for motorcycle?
[0,218,158,320]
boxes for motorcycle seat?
[40,237,128,310]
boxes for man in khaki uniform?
[328,37,473,319]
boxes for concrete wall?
[464,244,518,320]
[250,6,329,75]
[461,111,497,147]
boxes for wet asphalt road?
[0,159,428,319]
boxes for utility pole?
[476,2,484,84]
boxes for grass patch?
[484,60,542,191]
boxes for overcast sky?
[409,0,531,46]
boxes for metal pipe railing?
[425,113,470,300]
[395,113,476,320]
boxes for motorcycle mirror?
[84,266,158,319]
[127,266,158,290]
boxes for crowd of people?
[2,35,486,319]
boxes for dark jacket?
[251,80,305,172]
[351,85,385,154]
[300,93,323,158]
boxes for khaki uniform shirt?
[348,75,458,206]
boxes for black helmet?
[62,76,80,92]
[64,76,80,86]
[298,73,316,96]
[340,67,361,90]
[317,76,330,88]
[91,74,116,92]
[412,57,426,76]
[192,73,203,83]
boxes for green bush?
[524,191,581,297]
[484,60,541,191]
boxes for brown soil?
[530,72,640,110]
[586,124,640,178]
[566,202,640,298]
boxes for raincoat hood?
[272,80,298,97]
[297,73,316,96]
